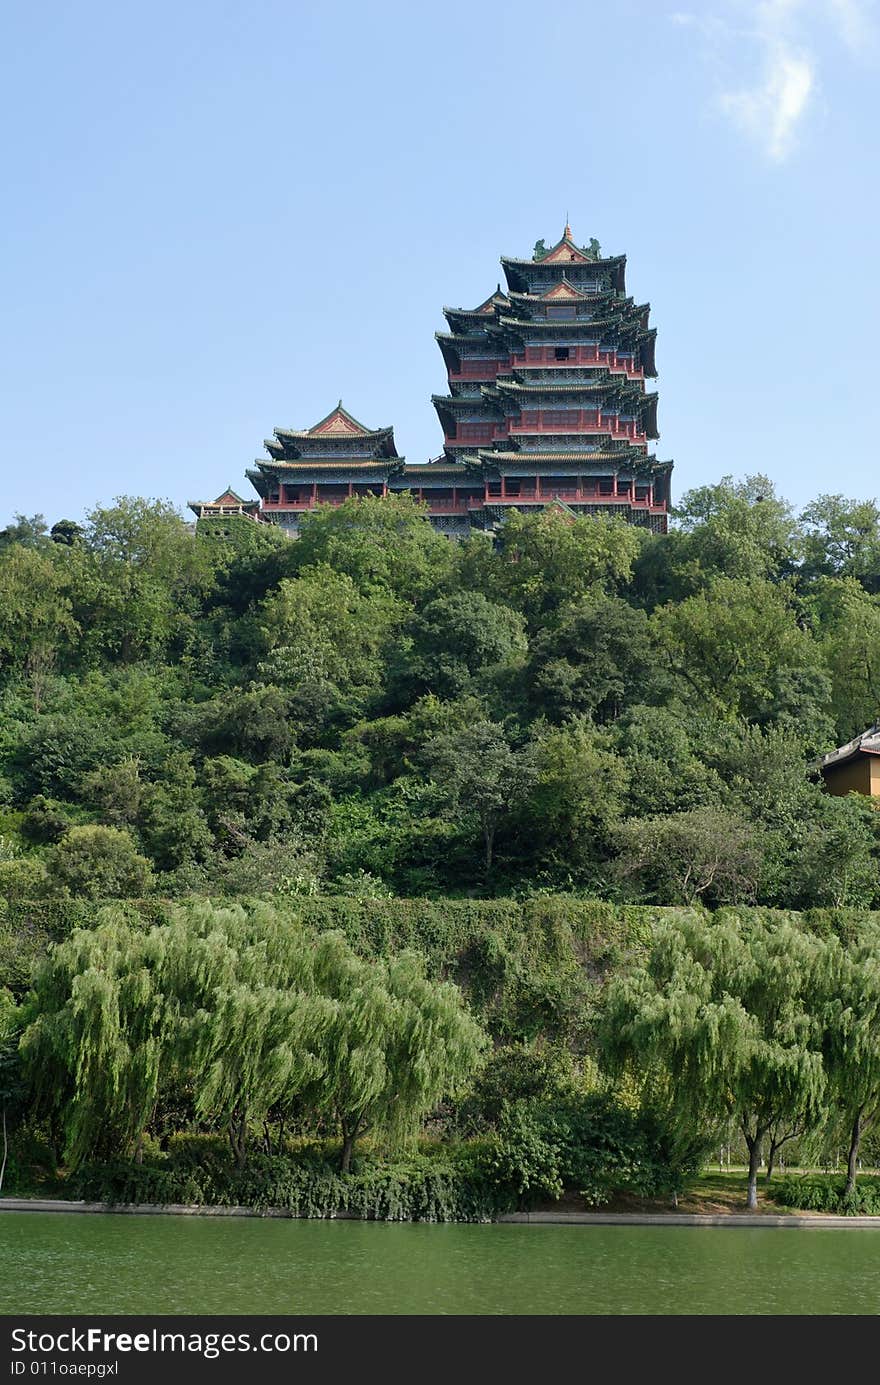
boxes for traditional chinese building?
[241,402,401,534]
[191,226,673,537]
[819,726,880,797]
[432,224,671,533]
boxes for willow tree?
[305,935,487,1172]
[601,913,828,1209]
[0,989,23,1193]
[161,901,336,1166]
[818,925,880,1198]
[21,913,171,1167]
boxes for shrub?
[45,827,154,899]
[69,1148,510,1222]
[774,1174,880,1215]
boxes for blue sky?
[1,0,878,525]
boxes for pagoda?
[431,224,672,532]
[244,402,403,535]
[190,225,673,537]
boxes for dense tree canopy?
[0,482,875,905]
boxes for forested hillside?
[0,477,878,908]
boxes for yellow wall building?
[819,726,880,797]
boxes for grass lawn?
[591,1169,813,1216]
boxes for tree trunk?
[0,1108,7,1196]
[340,1130,355,1175]
[765,1139,778,1184]
[228,1110,248,1168]
[744,1130,763,1210]
[845,1108,864,1199]
[484,822,495,878]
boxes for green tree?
[136,753,213,871]
[614,806,765,906]
[786,794,880,909]
[50,519,85,547]
[0,515,49,551]
[811,577,880,739]
[651,576,831,737]
[68,497,217,663]
[519,720,628,880]
[0,989,24,1192]
[469,509,641,625]
[289,494,454,601]
[672,475,800,584]
[525,594,657,723]
[22,916,170,1166]
[260,564,402,705]
[161,904,334,1165]
[304,936,486,1171]
[800,494,880,592]
[426,721,535,877]
[0,546,77,682]
[81,757,144,826]
[819,925,880,1197]
[390,591,527,702]
[613,706,724,818]
[46,826,154,899]
[602,914,829,1209]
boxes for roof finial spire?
[564,212,572,241]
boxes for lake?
[2,1213,879,1314]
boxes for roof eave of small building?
[819,725,880,770]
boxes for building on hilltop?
[244,402,401,533]
[432,223,671,534]
[190,225,673,537]
[819,726,880,798]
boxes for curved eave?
[495,376,640,397]
[496,315,648,336]
[640,329,658,377]
[502,253,626,295]
[431,392,498,412]
[506,287,622,308]
[432,399,457,435]
[393,462,482,484]
[478,448,657,466]
[245,467,272,498]
[272,425,399,459]
[436,334,462,374]
[443,311,492,335]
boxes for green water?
[2,1213,879,1315]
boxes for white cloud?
[672,0,877,161]
[720,43,814,161]
[827,0,878,52]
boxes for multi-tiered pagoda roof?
[244,403,404,517]
[427,224,672,530]
[191,225,673,538]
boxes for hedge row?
[70,1150,512,1222]
[774,1174,880,1215]
[0,896,668,1040]
[4,895,880,1032]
